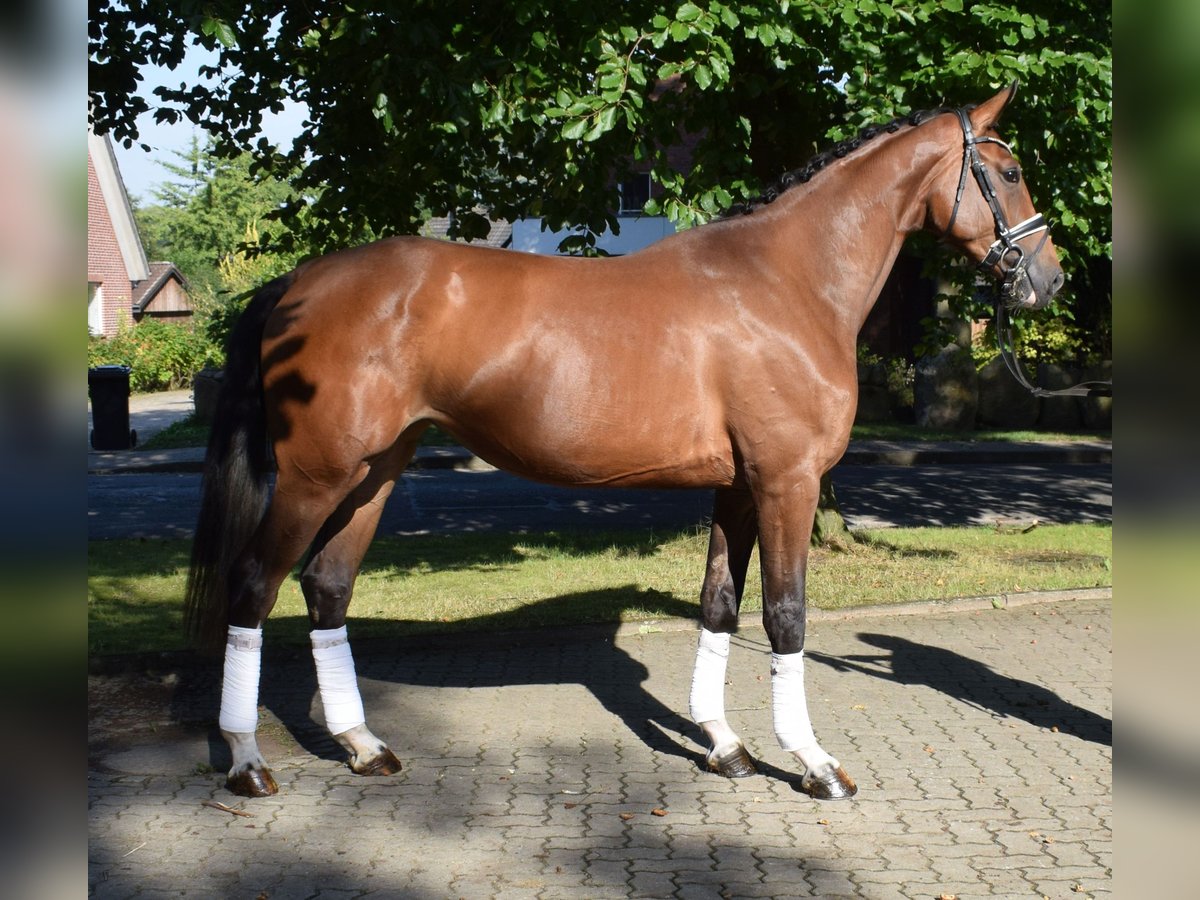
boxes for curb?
[86,586,1112,676]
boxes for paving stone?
[88,597,1111,899]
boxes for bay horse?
[186,84,1064,800]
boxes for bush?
[88,318,219,392]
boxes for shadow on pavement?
[173,587,729,779]
[807,633,1112,746]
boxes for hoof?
[226,766,279,798]
[801,763,857,800]
[705,744,758,778]
[350,747,403,777]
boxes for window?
[618,173,652,215]
[88,283,104,336]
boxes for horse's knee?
[763,595,807,655]
[300,566,352,628]
[700,550,743,631]
[700,579,740,633]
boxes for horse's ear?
[970,81,1019,132]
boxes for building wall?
[87,154,131,336]
[511,216,675,256]
[138,279,194,317]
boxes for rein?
[994,301,1112,398]
[947,107,1112,400]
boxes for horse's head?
[930,83,1065,310]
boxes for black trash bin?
[88,365,137,450]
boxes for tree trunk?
[811,471,851,548]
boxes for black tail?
[184,275,293,652]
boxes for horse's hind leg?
[300,443,415,778]
[221,478,351,797]
[691,488,759,777]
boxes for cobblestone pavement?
[88,597,1111,899]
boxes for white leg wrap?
[312,626,366,736]
[771,650,837,772]
[689,628,731,725]
[219,625,263,734]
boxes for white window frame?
[88,282,104,336]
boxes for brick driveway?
[89,596,1111,899]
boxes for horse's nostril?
[1051,270,1065,294]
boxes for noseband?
[945,108,1051,309]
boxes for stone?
[192,367,224,425]
[1037,363,1083,430]
[914,346,978,431]
[976,357,1040,428]
[1079,361,1112,430]
[855,361,893,424]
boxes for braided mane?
[720,106,957,218]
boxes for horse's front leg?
[755,475,858,800]
[691,489,759,777]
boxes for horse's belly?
[443,415,736,490]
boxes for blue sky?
[113,42,306,204]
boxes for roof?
[421,213,512,249]
[132,262,188,313]
[87,129,151,282]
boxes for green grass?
[848,422,1111,443]
[88,523,1111,656]
[139,415,211,450]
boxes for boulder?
[976,357,1040,428]
[854,361,892,424]
[914,346,978,431]
[1079,360,1113,430]
[192,367,224,425]
[1036,363,1083,430]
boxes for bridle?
[945,107,1051,309]
[947,107,1111,400]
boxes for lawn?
[88,523,1111,656]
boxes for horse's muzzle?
[1002,263,1063,311]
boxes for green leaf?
[676,2,703,23]
[201,17,237,49]
[561,118,587,140]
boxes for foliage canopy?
[90,1,1110,328]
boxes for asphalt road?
[87,463,1111,541]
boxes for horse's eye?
[1003,168,1021,184]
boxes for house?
[131,262,192,323]
[87,128,194,336]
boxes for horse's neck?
[759,126,948,335]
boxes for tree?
[130,136,304,361]
[90,1,1110,272]
[90,1,1109,543]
